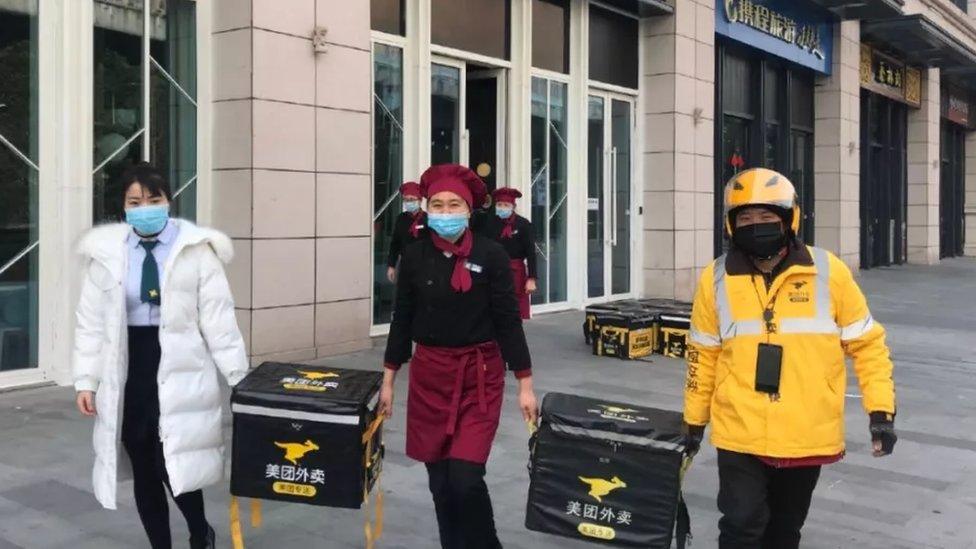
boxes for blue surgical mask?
[403,200,421,213]
[495,206,513,219]
[126,204,170,236]
[427,213,469,239]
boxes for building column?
[906,67,941,265]
[641,0,714,302]
[211,0,372,365]
[965,132,976,256]
[814,20,861,271]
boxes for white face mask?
[403,200,421,213]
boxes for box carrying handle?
[363,414,386,549]
[229,496,263,549]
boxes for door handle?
[611,147,619,247]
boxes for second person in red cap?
[386,181,427,282]
[478,187,537,319]
[379,164,538,549]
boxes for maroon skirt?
[509,258,531,320]
[406,342,506,464]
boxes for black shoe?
[189,525,215,549]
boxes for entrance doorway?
[860,91,908,269]
[586,93,635,301]
[940,121,966,258]
[430,58,505,194]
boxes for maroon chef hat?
[399,181,422,199]
[419,164,487,210]
[492,187,522,205]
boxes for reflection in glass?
[150,0,197,220]
[587,96,605,298]
[0,1,39,372]
[93,0,145,222]
[610,99,631,296]
[431,64,460,165]
[530,78,548,304]
[529,78,569,305]
[548,82,568,302]
[373,44,404,325]
[93,0,197,223]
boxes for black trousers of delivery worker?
[717,450,821,549]
[122,326,211,549]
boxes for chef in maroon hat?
[478,187,537,319]
[378,164,538,549]
[386,181,427,283]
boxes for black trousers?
[717,450,821,549]
[426,459,502,549]
[123,326,210,549]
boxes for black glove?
[869,412,896,456]
[683,424,705,458]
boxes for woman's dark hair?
[118,162,172,205]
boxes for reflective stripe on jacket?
[684,245,896,458]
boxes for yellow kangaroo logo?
[297,370,340,381]
[274,440,320,465]
[601,405,638,414]
[578,476,627,503]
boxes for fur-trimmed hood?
[76,218,235,264]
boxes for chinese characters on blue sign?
[715,0,834,75]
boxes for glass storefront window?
[0,1,39,372]
[529,77,568,305]
[588,6,638,89]
[532,0,569,74]
[586,97,605,298]
[431,63,461,165]
[93,0,197,223]
[372,43,404,326]
[432,0,510,60]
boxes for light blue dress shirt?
[126,220,179,327]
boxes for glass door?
[530,77,568,306]
[0,1,40,378]
[431,59,466,166]
[587,93,634,301]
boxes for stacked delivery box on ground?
[584,300,692,360]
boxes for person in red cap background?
[478,187,537,319]
[386,181,428,283]
[378,163,538,549]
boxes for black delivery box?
[526,393,688,547]
[230,362,383,508]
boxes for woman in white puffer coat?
[73,163,248,549]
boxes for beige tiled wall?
[814,21,861,271]
[211,0,372,366]
[642,0,715,302]
[906,68,942,265]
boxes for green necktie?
[140,240,161,305]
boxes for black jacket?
[386,211,428,268]
[383,234,532,372]
[477,214,538,278]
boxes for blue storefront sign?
[715,0,834,75]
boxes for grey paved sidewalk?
[2,258,976,548]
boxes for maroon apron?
[509,258,531,320]
[406,342,506,464]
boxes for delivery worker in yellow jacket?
[683,167,896,549]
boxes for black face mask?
[732,222,788,259]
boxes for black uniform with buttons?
[477,214,538,279]
[386,211,428,268]
[384,234,531,371]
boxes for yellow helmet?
[724,168,801,237]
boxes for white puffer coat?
[72,219,248,510]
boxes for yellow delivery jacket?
[684,244,895,458]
